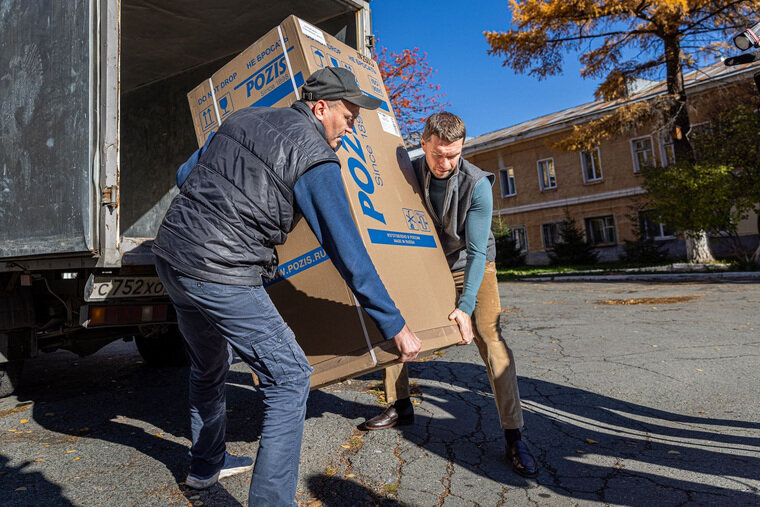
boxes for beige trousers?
[382,261,524,429]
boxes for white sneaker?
[185,452,254,489]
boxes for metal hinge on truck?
[101,185,118,209]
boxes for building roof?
[463,59,760,156]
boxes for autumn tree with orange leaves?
[485,0,760,262]
[375,46,449,145]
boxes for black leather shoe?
[506,440,538,478]
[363,405,414,430]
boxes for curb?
[516,271,760,282]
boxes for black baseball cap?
[301,67,382,110]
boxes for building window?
[537,158,556,190]
[541,222,562,250]
[585,215,617,245]
[630,136,654,173]
[509,226,528,253]
[660,133,676,166]
[580,148,603,182]
[639,210,676,240]
[499,166,516,197]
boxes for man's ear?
[311,99,329,121]
[420,137,427,153]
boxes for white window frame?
[659,133,676,167]
[537,158,557,190]
[541,221,562,250]
[580,147,603,182]
[585,215,617,245]
[630,135,655,173]
[509,225,528,253]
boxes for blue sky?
[371,0,604,138]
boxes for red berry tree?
[375,46,449,146]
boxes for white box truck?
[0,0,376,396]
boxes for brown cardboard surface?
[187,16,461,389]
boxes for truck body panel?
[0,0,374,394]
[0,0,97,259]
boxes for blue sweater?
[428,176,492,316]
[176,137,405,339]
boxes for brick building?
[462,60,760,265]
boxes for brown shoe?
[362,405,414,431]
[506,441,538,478]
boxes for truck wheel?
[0,361,24,398]
[135,325,189,367]
[0,330,28,397]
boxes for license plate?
[85,275,168,302]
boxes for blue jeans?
[156,257,312,506]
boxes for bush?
[548,218,598,265]
[621,236,670,264]
[495,234,525,268]
[492,221,525,269]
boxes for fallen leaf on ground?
[668,450,680,455]
[586,438,598,444]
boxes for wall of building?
[465,78,760,265]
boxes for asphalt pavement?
[1,279,758,506]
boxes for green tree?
[485,0,760,262]
[493,223,527,268]
[641,161,743,258]
[622,207,672,264]
[640,97,760,263]
[549,218,599,265]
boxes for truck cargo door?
[0,0,98,259]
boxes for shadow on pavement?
[6,348,261,503]
[340,360,760,504]
[6,347,758,505]
[306,474,402,506]
[0,454,75,506]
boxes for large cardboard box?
[187,15,460,388]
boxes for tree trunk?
[663,34,693,164]
[684,231,716,263]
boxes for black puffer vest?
[152,102,339,285]
[414,156,496,272]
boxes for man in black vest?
[362,112,538,478]
[153,68,422,506]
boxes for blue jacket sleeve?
[177,132,215,187]
[294,162,406,339]
[458,178,493,316]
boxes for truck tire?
[0,360,24,398]
[135,325,189,367]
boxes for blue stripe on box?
[251,72,305,108]
[367,229,437,248]
[264,246,330,287]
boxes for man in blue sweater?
[153,67,421,506]
[362,112,538,478]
